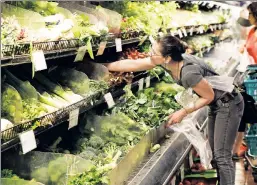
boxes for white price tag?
[178,29,183,38]
[182,28,187,37]
[19,130,37,154]
[189,150,194,167]
[68,108,79,130]
[207,47,211,53]
[149,36,155,45]
[199,26,204,34]
[31,50,47,71]
[219,24,222,30]
[210,25,214,31]
[74,46,87,62]
[115,38,122,52]
[170,31,175,37]
[171,176,176,185]
[214,25,217,30]
[145,76,151,88]
[180,164,185,180]
[96,41,107,56]
[190,27,194,36]
[138,35,148,46]
[138,78,144,91]
[104,92,115,108]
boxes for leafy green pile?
[103,1,178,36]
[1,169,40,185]
[1,16,21,46]
[10,1,59,16]
[112,82,182,127]
[1,83,23,123]
[3,70,48,123]
[185,34,216,52]
[67,113,144,185]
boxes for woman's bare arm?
[103,56,164,72]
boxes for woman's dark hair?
[157,35,187,62]
[247,2,257,20]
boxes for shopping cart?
[243,65,257,182]
[244,124,257,182]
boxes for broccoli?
[31,167,49,184]
[88,135,104,149]
[78,146,98,160]
[75,137,88,152]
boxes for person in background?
[238,2,257,64]
[233,2,257,159]
[104,35,244,185]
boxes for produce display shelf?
[1,23,228,67]
[1,71,155,152]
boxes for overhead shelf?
[1,23,228,67]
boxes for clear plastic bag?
[169,118,213,169]
[236,48,252,72]
[205,75,235,93]
[175,88,199,109]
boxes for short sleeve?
[181,65,203,88]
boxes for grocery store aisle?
[235,160,256,185]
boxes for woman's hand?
[166,109,187,127]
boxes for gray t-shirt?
[178,54,224,102]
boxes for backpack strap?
[180,62,219,80]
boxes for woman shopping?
[105,35,244,185]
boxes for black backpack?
[241,91,257,124]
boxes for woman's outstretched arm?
[103,56,164,72]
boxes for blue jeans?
[208,93,244,185]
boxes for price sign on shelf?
[219,24,222,30]
[190,27,194,36]
[31,50,47,71]
[149,36,155,45]
[138,78,144,91]
[138,35,148,46]
[115,38,122,52]
[178,29,183,38]
[96,41,107,56]
[68,108,80,130]
[210,25,214,31]
[145,76,151,88]
[207,47,212,53]
[19,130,37,154]
[74,46,87,62]
[170,31,175,37]
[214,25,217,30]
[104,92,115,108]
[182,28,187,37]
[199,26,204,34]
